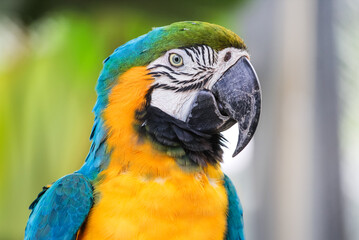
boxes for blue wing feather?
[224,174,245,240]
[25,173,93,240]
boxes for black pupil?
[174,56,180,63]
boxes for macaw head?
[94,21,261,169]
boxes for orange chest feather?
[77,67,228,239]
[78,170,228,240]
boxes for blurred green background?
[1,0,359,239]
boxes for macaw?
[25,21,261,240]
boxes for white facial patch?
[150,89,198,121]
[147,46,249,121]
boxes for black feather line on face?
[148,64,194,77]
[134,88,225,168]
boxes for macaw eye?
[169,53,183,67]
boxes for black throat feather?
[134,88,225,169]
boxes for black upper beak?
[186,57,261,157]
[212,57,261,156]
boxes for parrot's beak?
[186,57,261,157]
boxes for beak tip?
[232,140,244,158]
[231,139,248,158]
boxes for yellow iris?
[169,53,183,67]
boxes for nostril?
[224,52,231,62]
